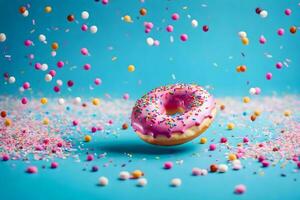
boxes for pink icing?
[131,84,216,138]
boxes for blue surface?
[1,121,300,200]
[0,0,300,200]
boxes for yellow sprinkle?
[199,137,207,144]
[123,15,133,23]
[243,96,250,103]
[254,110,261,116]
[44,6,52,13]
[40,97,48,105]
[43,118,49,125]
[241,37,249,45]
[92,98,100,106]
[228,153,237,161]
[227,123,235,130]
[128,65,135,72]
[4,118,11,126]
[131,170,143,179]
[284,110,291,117]
[84,135,92,142]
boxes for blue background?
[0,0,300,200]
[0,0,299,98]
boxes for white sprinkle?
[218,164,228,173]
[98,176,109,186]
[45,74,52,82]
[119,171,130,180]
[58,98,65,105]
[146,37,154,46]
[137,178,147,187]
[170,178,182,187]
[8,76,16,84]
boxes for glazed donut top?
[131,84,216,138]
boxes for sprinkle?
[98,176,109,186]
[170,178,181,187]
[131,170,144,179]
[218,164,228,173]
[119,171,130,180]
[92,166,99,172]
[164,161,173,169]
[26,166,38,174]
[199,137,207,144]
[137,178,147,187]
[227,123,235,130]
[234,184,246,194]
[87,154,94,161]
[209,144,217,151]
[51,162,59,169]
[210,164,218,172]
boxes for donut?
[131,84,217,146]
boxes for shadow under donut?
[95,137,198,156]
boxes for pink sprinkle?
[102,0,109,5]
[21,97,28,104]
[53,86,60,93]
[24,40,32,47]
[83,64,91,70]
[243,137,249,143]
[164,161,173,169]
[72,120,78,126]
[67,80,74,87]
[209,144,217,151]
[145,22,154,29]
[292,156,299,162]
[108,119,113,124]
[49,70,56,77]
[171,13,180,20]
[234,184,246,194]
[202,25,209,32]
[28,54,34,60]
[94,78,102,85]
[192,168,202,176]
[23,82,30,90]
[87,154,94,161]
[2,154,9,161]
[220,137,227,143]
[35,63,42,70]
[81,48,89,55]
[153,40,160,46]
[297,162,300,168]
[259,35,266,44]
[180,34,188,42]
[57,61,64,68]
[262,160,270,167]
[255,87,261,95]
[26,166,38,174]
[91,127,97,133]
[276,62,283,69]
[145,28,151,33]
[81,24,88,31]
[57,142,63,147]
[51,162,59,169]
[277,28,284,36]
[166,25,174,32]
[266,73,272,80]
[123,93,130,100]
[284,9,292,16]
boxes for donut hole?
[165,106,185,116]
[164,96,187,116]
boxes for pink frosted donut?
[131,84,216,146]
